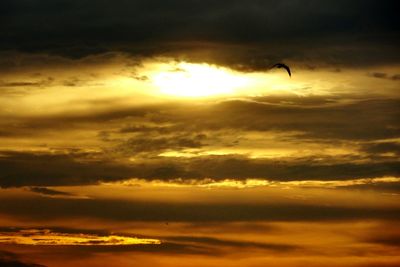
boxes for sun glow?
[152,62,249,97]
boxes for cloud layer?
[1,0,399,69]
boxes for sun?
[151,62,249,97]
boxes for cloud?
[0,77,54,87]
[341,181,400,192]
[164,236,297,252]
[0,96,398,188]
[0,227,297,257]
[368,72,400,81]
[363,226,400,248]
[0,228,160,246]
[0,151,135,187]
[118,133,207,154]
[359,263,400,267]
[361,142,400,157]
[28,187,71,196]
[0,150,399,187]
[27,187,78,198]
[0,1,399,69]
[366,235,400,247]
[3,97,399,142]
[0,81,41,87]
[76,97,400,142]
[0,251,46,267]
[391,74,400,80]
[1,196,399,222]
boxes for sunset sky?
[0,1,399,266]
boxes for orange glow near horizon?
[0,229,161,246]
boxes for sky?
[0,1,399,266]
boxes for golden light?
[0,229,161,246]
[152,62,249,97]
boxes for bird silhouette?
[271,63,291,77]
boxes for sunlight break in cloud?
[151,62,250,97]
[0,229,161,246]
[102,177,400,189]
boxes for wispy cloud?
[0,229,160,246]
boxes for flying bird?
[271,63,291,77]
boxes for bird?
[271,63,291,77]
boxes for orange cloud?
[0,229,160,246]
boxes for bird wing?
[271,63,291,77]
[271,63,282,68]
[282,64,291,77]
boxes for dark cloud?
[58,242,213,256]
[61,77,86,87]
[0,77,54,87]
[0,151,134,187]
[0,77,55,96]
[119,125,172,134]
[2,97,399,142]
[189,98,400,141]
[0,0,399,69]
[0,150,399,187]
[361,142,400,157]
[1,196,400,222]
[363,227,400,248]
[71,97,400,141]
[27,187,75,197]
[0,82,40,87]
[0,227,296,256]
[118,133,207,154]
[359,263,400,267]
[391,74,400,80]
[368,72,400,81]
[366,235,400,247]
[0,251,46,267]
[0,97,398,187]
[340,181,400,193]
[164,236,297,252]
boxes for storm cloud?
[1,0,399,69]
